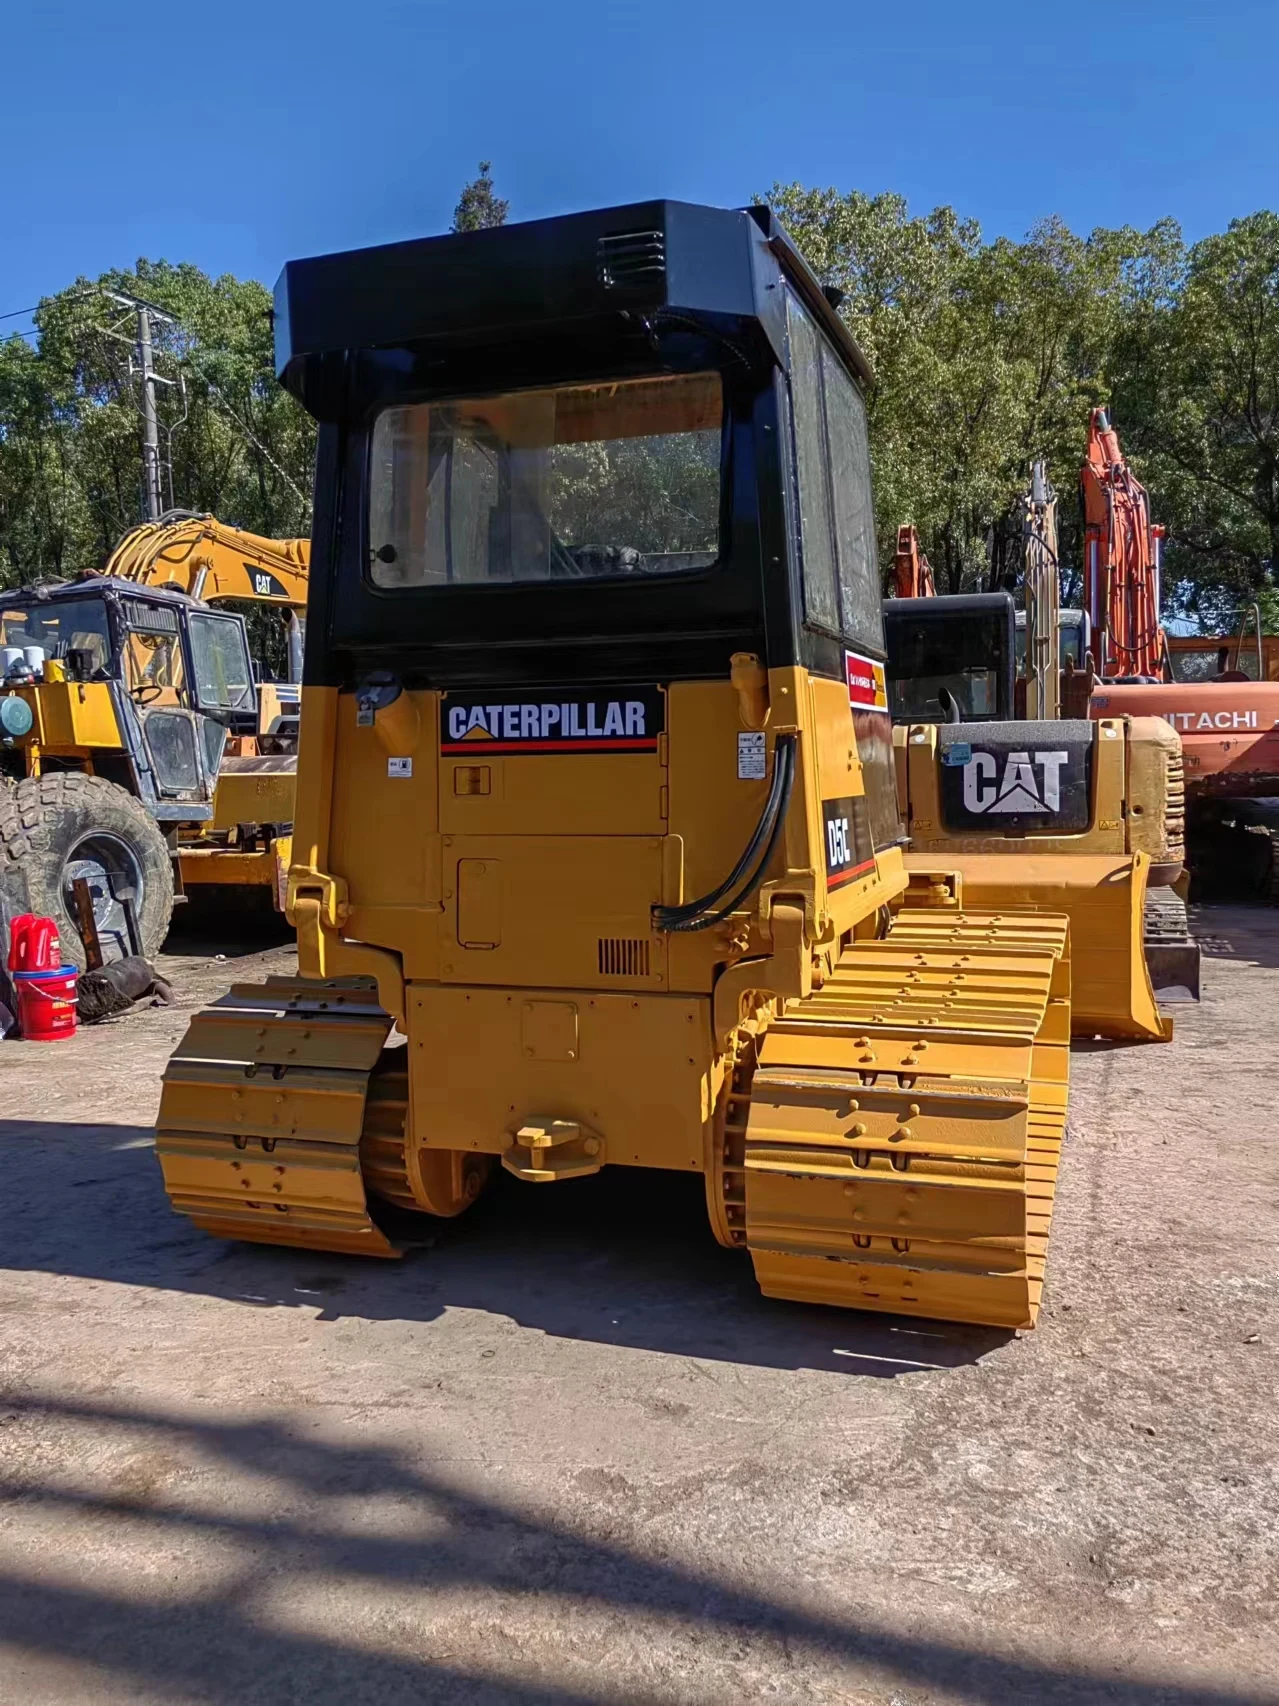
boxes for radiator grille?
[1165,746,1185,858]
[598,937,651,978]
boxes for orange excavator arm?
[1080,409,1165,680]
[892,524,936,599]
[103,512,309,610]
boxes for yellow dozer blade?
[904,850,1171,1043]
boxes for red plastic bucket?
[13,966,78,1042]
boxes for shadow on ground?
[161,890,294,962]
[2,1116,1003,1377]
[0,1389,1265,1706]
[1191,902,1279,971]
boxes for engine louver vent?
[597,230,666,291]
[598,937,652,978]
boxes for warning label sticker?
[737,731,767,780]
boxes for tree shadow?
[0,1389,1267,1706]
[2,1116,1006,1376]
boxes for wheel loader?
[156,201,1072,1330]
[0,535,302,964]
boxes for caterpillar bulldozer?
[883,484,1193,1037]
[0,517,309,963]
[156,201,1073,1330]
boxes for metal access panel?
[937,720,1094,835]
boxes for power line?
[0,289,107,322]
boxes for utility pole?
[137,303,164,522]
[104,290,179,522]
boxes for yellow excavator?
[104,510,309,746]
[0,516,308,963]
[156,200,1072,1330]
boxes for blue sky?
[2,0,1274,332]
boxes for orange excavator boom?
[892,523,936,599]
[1081,408,1165,680]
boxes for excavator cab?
[157,203,1075,1330]
[883,592,1016,724]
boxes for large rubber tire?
[0,774,174,969]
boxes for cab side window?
[784,291,884,655]
[785,296,840,634]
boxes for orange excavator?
[1080,409,1279,899]
[1081,409,1164,680]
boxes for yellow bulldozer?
[0,515,308,963]
[156,200,1074,1330]
[883,489,1196,1042]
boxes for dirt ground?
[0,906,1276,1705]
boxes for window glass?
[369,372,723,588]
[0,597,112,676]
[1016,614,1087,671]
[821,349,883,651]
[188,613,255,711]
[1169,644,1255,682]
[785,296,840,632]
[884,609,1009,723]
[124,631,185,699]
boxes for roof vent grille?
[597,230,666,291]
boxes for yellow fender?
[903,849,1172,1043]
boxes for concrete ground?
[0,906,1276,1705]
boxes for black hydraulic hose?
[653,734,797,934]
[654,733,792,929]
[668,742,797,934]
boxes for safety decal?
[845,649,889,714]
[441,687,664,755]
[737,730,767,780]
[822,795,876,889]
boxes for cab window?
[123,602,186,702]
[188,612,256,712]
[368,371,724,588]
[785,291,883,654]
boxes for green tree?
[452,161,509,233]
[766,182,1182,600]
[1113,212,1279,628]
[0,262,315,587]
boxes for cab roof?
[0,575,204,612]
[273,199,872,418]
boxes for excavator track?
[155,977,408,1256]
[713,910,1070,1329]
